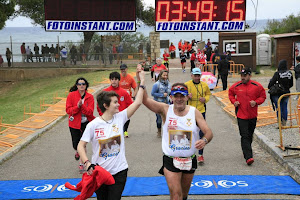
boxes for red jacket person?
[228,68,266,165]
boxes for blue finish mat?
[0,175,299,199]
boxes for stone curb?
[212,94,300,183]
[254,129,300,183]
[0,84,106,165]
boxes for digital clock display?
[155,0,246,32]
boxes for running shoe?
[75,152,80,161]
[124,131,129,138]
[197,155,204,164]
[246,158,254,165]
[79,164,85,174]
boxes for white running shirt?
[81,109,128,175]
[162,105,200,157]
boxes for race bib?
[173,157,192,170]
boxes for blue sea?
[0,20,267,62]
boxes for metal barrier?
[277,92,300,151]
[230,64,245,77]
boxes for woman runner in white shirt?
[77,68,146,200]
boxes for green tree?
[263,13,300,34]
[14,0,155,55]
[0,0,15,29]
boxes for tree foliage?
[0,0,15,29]
[263,13,300,34]
[15,0,44,26]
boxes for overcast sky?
[4,0,300,27]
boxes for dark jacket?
[294,62,300,79]
[217,55,230,75]
[268,59,293,95]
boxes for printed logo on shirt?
[95,128,105,140]
[99,135,121,160]
[112,124,119,133]
[186,118,192,127]
[169,130,192,152]
[120,96,124,101]
[168,117,178,130]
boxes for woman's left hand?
[195,139,206,150]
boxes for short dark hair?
[97,91,119,113]
[109,72,120,80]
[296,56,300,62]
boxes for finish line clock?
[155,0,246,32]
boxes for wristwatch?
[139,85,145,89]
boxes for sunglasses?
[171,86,188,91]
[77,83,86,86]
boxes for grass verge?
[0,68,135,125]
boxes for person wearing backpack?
[268,59,293,126]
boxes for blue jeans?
[156,113,162,128]
[271,95,289,121]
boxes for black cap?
[120,64,127,69]
[241,68,252,75]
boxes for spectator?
[268,60,293,126]
[60,46,68,66]
[6,48,12,67]
[34,43,40,62]
[50,44,55,62]
[217,55,230,90]
[26,46,33,62]
[169,42,176,59]
[0,55,3,67]
[70,45,78,65]
[292,56,300,100]
[20,43,26,63]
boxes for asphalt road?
[0,59,298,199]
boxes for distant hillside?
[246,19,282,33]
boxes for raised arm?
[126,68,145,118]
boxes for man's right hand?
[234,101,240,107]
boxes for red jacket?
[190,53,196,61]
[229,80,266,119]
[169,45,176,52]
[66,90,95,129]
[65,166,115,200]
[97,85,133,115]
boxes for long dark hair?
[69,77,89,92]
